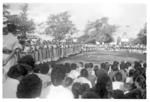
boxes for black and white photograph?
[2,2,147,99]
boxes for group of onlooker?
[3,54,146,99]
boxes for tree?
[45,11,77,41]
[79,17,118,43]
[3,4,10,25]
[3,4,10,34]
[133,23,147,45]
[6,4,35,36]
[18,4,35,35]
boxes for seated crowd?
[3,55,146,99]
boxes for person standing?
[3,24,22,82]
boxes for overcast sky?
[8,3,146,39]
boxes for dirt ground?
[57,50,146,65]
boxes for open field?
[57,50,146,65]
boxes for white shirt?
[67,70,80,79]
[112,81,124,91]
[74,77,92,88]
[126,77,133,84]
[3,78,19,98]
[3,33,22,74]
[35,73,51,88]
[46,85,74,99]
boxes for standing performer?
[3,24,22,82]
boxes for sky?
[7,3,146,40]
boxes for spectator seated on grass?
[67,63,80,79]
[112,71,124,91]
[74,68,92,88]
[93,69,112,98]
[72,82,82,98]
[46,67,73,99]
[112,90,125,99]
[86,63,97,87]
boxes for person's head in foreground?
[51,67,66,86]
[7,64,32,81]
[71,82,82,98]
[18,55,35,69]
[112,90,125,99]
[17,74,42,98]
[94,69,112,98]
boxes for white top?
[126,77,133,84]
[3,78,19,98]
[36,73,51,88]
[3,33,22,51]
[3,33,22,74]
[46,85,74,99]
[74,77,92,88]
[67,70,80,79]
[112,81,124,91]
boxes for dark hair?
[101,63,105,69]
[89,63,93,68]
[79,62,84,67]
[50,61,57,68]
[143,63,146,69]
[129,69,135,77]
[71,63,77,70]
[85,63,89,69]
[80,83,90,95]
[17,74,42,98]
[95,70,112,98]
[111,64,118,72]
[7,24,17,34]
[112,90,125,99]
[94,66,104,77]
[80,69,88,78]
[94,65,99,72]
[7,64,31,79]
[120,61,125,70]
[64,63,71,73]
[114,71,123,81]
[113,61,119,66]
[18,55,35,69]
[135,75,145,89]
[39,63,50,74]
[104,62,110,72]
[51,68,66,86]
[82,90,100,99]
[33,67,40,73]
[72,82,82,98]
[134,61,142,69]
[126,61,132,67]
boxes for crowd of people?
[18,38,82,64]
[3,23,146,99]
[3,54,146,99]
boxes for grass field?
[58,50,146,65]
